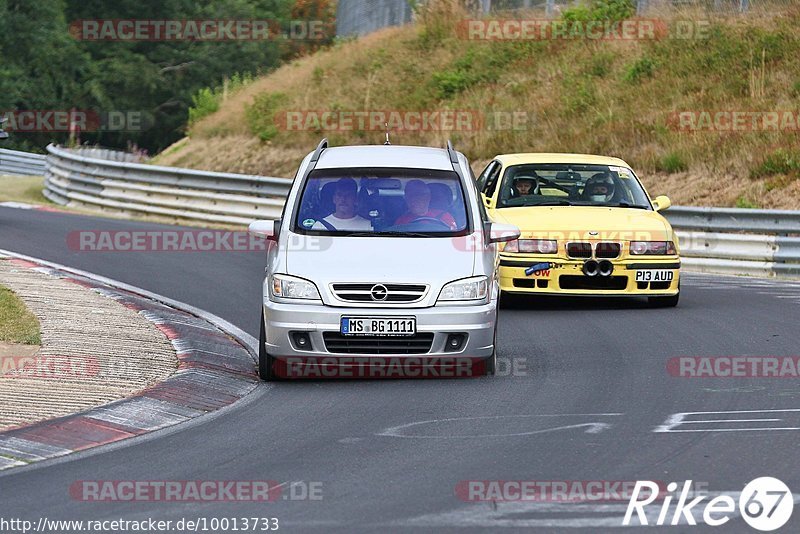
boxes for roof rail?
[446,139,466,183]
[297,138,328,185]
[446,139,459,165]
[310,138,328,163]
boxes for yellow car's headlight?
[630,241,677,255]
[504,239,558,254]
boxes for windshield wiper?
[534,200,573,206]
[613,202,649,209]
[346,231,434,238]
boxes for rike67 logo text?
[623,478,793,531]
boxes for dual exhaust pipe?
[583,259,614,277]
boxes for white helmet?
[585,173,615,202]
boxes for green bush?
[656,152,689,174]
[624,57,657,83]
[188,73,254,126]
[735,196,758,209]
[246,92,289,141]
[188,88,219,126]
[561,76,596,114]
[562,0,635,23]
[751,149,800,178]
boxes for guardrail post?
[739,0,750,13]
[636,0,649,16]
[545,0,555,17]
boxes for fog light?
[445,333,466,352]
[290,332,312,351]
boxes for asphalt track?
[1,205,800,532]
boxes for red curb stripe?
[155,324,181,340]
[143,385,238,411]
[11,416,141,451]
[9,259,39,268]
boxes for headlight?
[504,239,558,254]
[271,274,321,300]
[630,241,677,255]
[437,276,488,303]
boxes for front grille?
[566,242,592,258]
[558,275,627,291]
[323,333,434,354]
[331,283,427,303]
[513,279,549,289]
[595,242,621,259]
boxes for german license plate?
[635,270,674,282]
[340,317,416,336]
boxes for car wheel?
[258,310,279,381]
[648,290,680,308]
[484,313,498,376]
[499,292,518,309]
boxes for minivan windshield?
[293,168,470,236]
[496,163,652,209]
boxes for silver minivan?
[249,140,519,380]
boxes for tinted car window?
[293,168,470,236]
[496,163,652,209]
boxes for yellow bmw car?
[477,153,680,307]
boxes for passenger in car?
[312,178,373,231]
[394,179,457,229]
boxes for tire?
[484,311,499,376]
[499,292,518,309]
[258,310,279,381]
[648,291,680,308]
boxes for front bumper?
[498,256,680,296]
[262,298,497,359]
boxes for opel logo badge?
[370,284,388,301]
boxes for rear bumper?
[498,257,680,296]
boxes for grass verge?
[0,175,49,205]
[0,282,41,345]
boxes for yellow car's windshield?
[496,164,652,210]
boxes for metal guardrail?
[665,207,800,278]
[23,145,800,278]
[0,149,47,176]
[43,144,291,225]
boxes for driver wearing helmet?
[394,179,457,229]
[513,175,540,196]
[584,173,615,203]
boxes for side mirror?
[652,195,671,212]
[248,219,280,241]
[486,222,520,244]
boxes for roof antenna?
[384,122,391,145]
